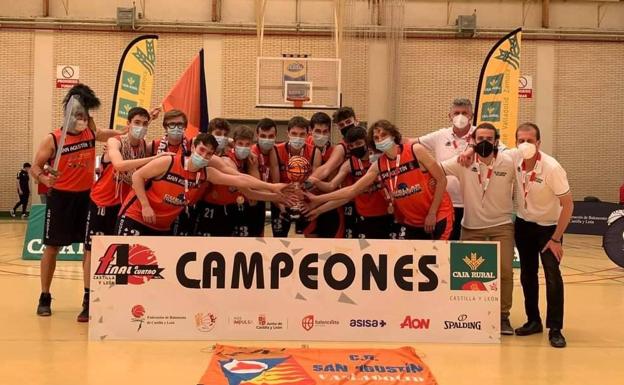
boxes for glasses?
[165,122,185,130]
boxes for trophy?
[286,155,311,232]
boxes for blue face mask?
[190,152,209,168]
[289,136,306,150]
[258,138,275,152]
[168,128,184,140]
[235,146,251,160]
[375,137,395,153]
[369,153,381,163]
[131,125,147,140]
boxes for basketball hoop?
[287,97,310,109]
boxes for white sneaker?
[9,209,16,218]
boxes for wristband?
[550,238,561,243]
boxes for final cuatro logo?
[93,244,164,285]
[450,243,497,291]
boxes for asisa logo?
[400,316,431,329]
[94,244,164,285]
[349,319,387,328]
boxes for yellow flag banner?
[110,35,158,130]
[474,28,521,146]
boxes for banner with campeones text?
[89,237,500,343]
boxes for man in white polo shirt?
[417,98,475,240]
[442,122,516,335]
[511,123,573,348]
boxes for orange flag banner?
[199,344,438,385]
[161,48,208,138]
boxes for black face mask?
[350,145,367,159]
[340,123,355,138]
[475,140,495,158]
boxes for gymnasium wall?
[0,28,622,207]
[0,31,34,210]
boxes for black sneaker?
[515,320,543,336]
[501,317,514,335]
[37,292,52,316]
[76,295,89,322]
[549,329,567,348]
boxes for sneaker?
[515,320,543,336]
[37,292,52,316]
[76,302,89,322]
[9,209,16,218]
[501,317,514,335]
[549,329,567,348]
[76,295,89,323]
[21,213,29,219]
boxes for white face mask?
[518,142,537,159]
[452,114,470,129]
[313,133,330,148]
[131,125,147,140]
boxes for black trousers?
[515,217,564,329]
[450,207,463,241]
[13,193,29,214]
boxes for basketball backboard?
[256,56,341,109]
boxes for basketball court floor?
[0,220,622,385]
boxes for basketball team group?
[31,83,572,347]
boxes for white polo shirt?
[419,126,475,207]
[508,149,570,226]
[442,151,515,229]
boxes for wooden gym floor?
[0,220,622,385]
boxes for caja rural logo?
[94,244,164,285]
[450,243,497,291]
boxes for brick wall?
[0,31,34,209]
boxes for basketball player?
[195,125,268,237]
[306,120,454,240]
[30,84,120,318]
[117,133,289,236]
[304,112,347,238]
[149,109,192,156]
[249,118,280,236]
[80,107,172,322]
[307,108,358,237]
[271,116,321,237]
[305,126,393,239]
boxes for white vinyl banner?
[89,237,500,343]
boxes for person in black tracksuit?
[11,163,31,218]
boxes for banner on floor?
[21,204,82,261]
[89,237,500,343]
[199,344,438,385]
